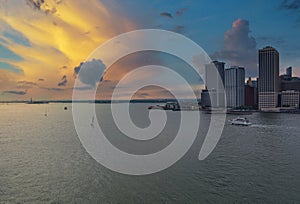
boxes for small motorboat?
[229,117,251,126]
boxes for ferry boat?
[229,117,251,126]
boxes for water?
[0,103,300,203]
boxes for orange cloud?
[0,0,137,100]
[1,1,203,101]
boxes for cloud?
[0,0,139,100]
[74,59,106,87]
[3,90,27,95]
[74,62,83,75]
[212,19,257,76]
[279,0,300,24]
[257,36,284,44]
[160,12,173,19]
[25,0,45,11]
[17,80,37,86]
[17,80,38,89]
[59,65,68,70]
[73,86,93,91]
[176,8,187,16]
[25,0,58,14]
[57,75,67,86]
[280,0,300,10]
[0,1,199,100]
[172,25,185,34]
[40,86,64,91]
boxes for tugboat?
[229,117,251,126]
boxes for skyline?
[1,0,300,100]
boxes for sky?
[0,0,300,100]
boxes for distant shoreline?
[1,100,299,114]
[0,99,197,104]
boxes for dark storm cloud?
[3,90,27,95]
[212,19,257,76]
[25,0,60,14]
[25,0,45,10]
[73,59,106,87]
[74,62,83,75]
[160,12,173,19]
[57,75,67,86]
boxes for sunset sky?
[1,0,300,101]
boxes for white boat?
[229,117,251,126]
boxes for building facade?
[200,89,217,108]
[245,85,255,107]
[258,46,279,110]
[286,66,292,79]
[281,90,300,108]
[281,79,300,92]
[280,67,300,92]
[225,66,245,108]
[204,61,226,108]
[244,77,258,108]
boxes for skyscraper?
[286,66,292,79]
[258,46,279,110]
[245,77,257,109]
[280,66,300,99]
[204,61,225,107]
[225,66,245,108]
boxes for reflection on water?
[0,104,300,203]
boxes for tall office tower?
[225,66,245,108]
[205,61,225,107]
[258,46,279,110]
